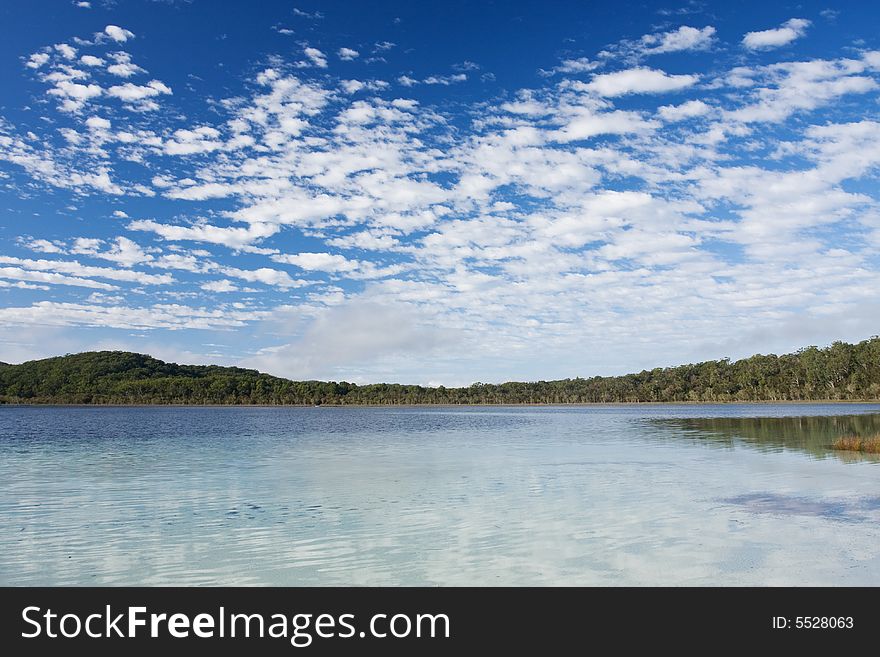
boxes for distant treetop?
[1,338,879,405]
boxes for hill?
[1,338,879,405]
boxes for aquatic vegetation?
[832,435,880,454]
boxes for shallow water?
[1,404,879,586]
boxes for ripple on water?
[2,404,880,585]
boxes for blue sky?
[1,0,879,385]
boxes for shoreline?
[2,400,880,408]
[6,343,880,410]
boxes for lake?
[1,404,879,586]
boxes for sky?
[1,0,879,385]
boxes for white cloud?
[54,43,77,60]
[0,255,171,285]
[0,280,48,290]
[128,220,280,248]
[19,238,64,254]
[164,182,233,200]
[863,51,880,71]
[149,252,207,273]
[586,67,699,96]
[303,47,328,68]
[273,252,359,273]
[292,8,323,19]
[338,47,359,60]
[246,300,455,381]
[45,235,154,269]
[742,18,811,50]
[642,25,716,54]
[398,73,467,86]
[107,57,145,78]
[271,252,403,280]
[0,266,117,290]
[0,301,265,330]
[327,231,400,251]
[7,20,880,385]
[540,57,601,75]
[0,128,126,193]
[424,73,467,85]
[552,108,657,141]
[47,80,103,112]
[551,58,600,74]
[725,58,877,124]
[340,79,364,94]
[80,54,104,66]
[106,80,172,106]
[221,266,308,288]
[26,52,50,69]
[658,99,710,122]
[70,237,103,254]
[162,126,223,155]
[104,25,135,43]
[339,79,389,93]
[99,237,153,267]
[85,115,111,130]
[201,279,238,293]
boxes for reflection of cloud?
[5,407,880,585]
[723,492,880,522]
[729,493,848,517]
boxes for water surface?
[1,404,879,585]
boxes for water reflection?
[722,492,880,522]
[2,405,880,586]
[651,413,880,460]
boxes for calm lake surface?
[2,404,879,586]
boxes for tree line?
[1,337,879,405]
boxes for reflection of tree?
[654,414,880,459]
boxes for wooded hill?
[1,337,879,405]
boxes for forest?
[1,337,879,405]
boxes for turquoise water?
[1,404,879,586]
